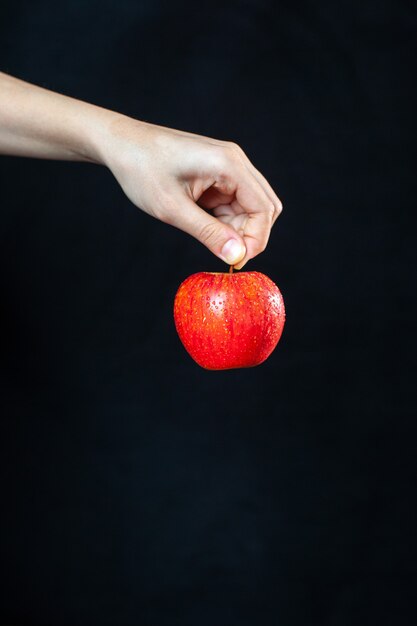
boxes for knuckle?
[269,199,283,221]
[198,221,221,247]
[211,151,236,193]
[266,200,276,221]
[255,238,268,255]
[260,236,269,252]
[228,141,243,153]
[211,148,230,173]
[227,141,246,160]
[212,142,245,174]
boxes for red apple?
[174,270,285,370]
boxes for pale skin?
[0,72,282,269]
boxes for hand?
[0,72,282,268]
[101,117,283,269]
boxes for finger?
[245,162,283,219]
[233,211,273,270]
[231,175,275,269]
[252,170,283,227]
[235,147,283,221]
[197,186,234,210]
[164,191,246,266]
[212,204,248,233]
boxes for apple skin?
[174,271,285,370]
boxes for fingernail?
[221,239,246,265]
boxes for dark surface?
[0,1,416,624]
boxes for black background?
[0,1,416,624]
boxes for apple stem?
[229,265,234,274]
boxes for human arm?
[0,71,282,268]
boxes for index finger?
[232,173,276,269]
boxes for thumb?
[168,193,246,265]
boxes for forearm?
[0,71,119,163]
[0,71,281,268]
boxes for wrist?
[66,101,119,165]
[88,110,154,170]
